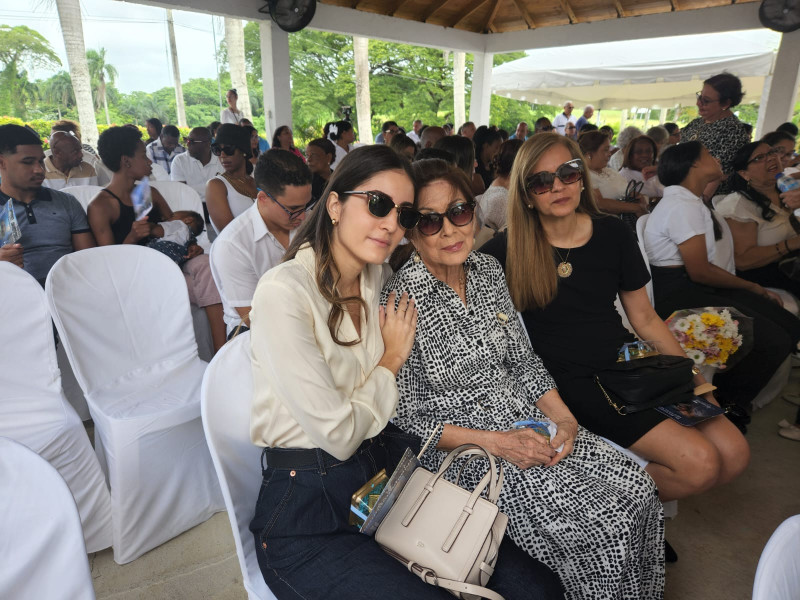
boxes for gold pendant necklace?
[555,247,573,278]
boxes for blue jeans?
[250,427,564,600]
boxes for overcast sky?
[3,0,225,93]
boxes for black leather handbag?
[595,354,695,415]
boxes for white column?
[619,109,628,132]
[259,20,292,138]
[756,31,800,137]
[469,51,494,127]
[658,108,668,125]
[453,52,466,129]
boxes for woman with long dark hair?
[271,125,305,162]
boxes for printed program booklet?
[0,199,21,247]
[656,396,725,427]
[357,448,421,536]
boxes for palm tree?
[86,47,118,125]
[54,0,99,146]
[41,71,75,118]
[223,17,252,121]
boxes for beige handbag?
[374,443,508,600]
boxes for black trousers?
[737,260,800,300]
[651,266,800,410]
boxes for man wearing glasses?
[210,150,311,338]
[170,127,221,202]
[42,130,99,191]
[553,101,577,136]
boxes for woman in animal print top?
[383,159,664,600]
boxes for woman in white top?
[205,124,256,234]
[645,141,800,413]
[328,120,355,170]
[579,131,648,220]
[716,141,800,298]
[475,138,522,231]
[619,136,664,199]
[219,88,243,125]
[247,145,563,599]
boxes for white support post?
[259,20,292,138]
[469,51,494,127]
[755,31,800,138]
[658,108,668,125]
[453,52,466,129]
[619,109,628,132]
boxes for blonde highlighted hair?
[506,133,599,311]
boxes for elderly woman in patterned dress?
[383,159,665,600]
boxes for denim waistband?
[261,437,377,472]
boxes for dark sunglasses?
[417,201,476,236]
[344,190,421,230]
[524,159,584,195]
[211,144,238,156]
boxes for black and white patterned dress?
[382,252,665,600]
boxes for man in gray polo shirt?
[0,125,95,285]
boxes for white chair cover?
[150,162,170,181]
[150,179,215,361]
[150,180,212,252]
[45,245,224,564]
[0,263,112,553]
[61,184,104,214]
[614,214,653,334]
[201,332,276,600]
[0,437,96,600]
[753,515,800,600]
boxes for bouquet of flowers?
[666,307,753,370]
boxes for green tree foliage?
[0,25,61,118]
[86,47,118,124]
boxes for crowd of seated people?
[3,73,800,599]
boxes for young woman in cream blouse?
[246,145,562,599]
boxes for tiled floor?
[89,386,800,599]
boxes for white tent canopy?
[491,30,782,111]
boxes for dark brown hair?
[284,145,416,346]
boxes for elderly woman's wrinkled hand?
[378,291,418,376]
[545,418,578,467]
[491,428,556,470]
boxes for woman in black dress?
[480,133,749,504]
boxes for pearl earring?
[331,218,337,226]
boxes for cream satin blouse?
[249,244,397,460]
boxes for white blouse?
[590,167,629,200]
[619,167,664,198]
[209,175,255,234]
[644,185,717,267]
[249,244,398,460]
[714,192,795,247]
[477,185,509,231]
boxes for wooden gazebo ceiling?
[319,0,758,33]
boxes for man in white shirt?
[42,131,99,191]
[407,119,423,143]
[210,149,312,336]
[553,101,577,136]
[170,127,221,201]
